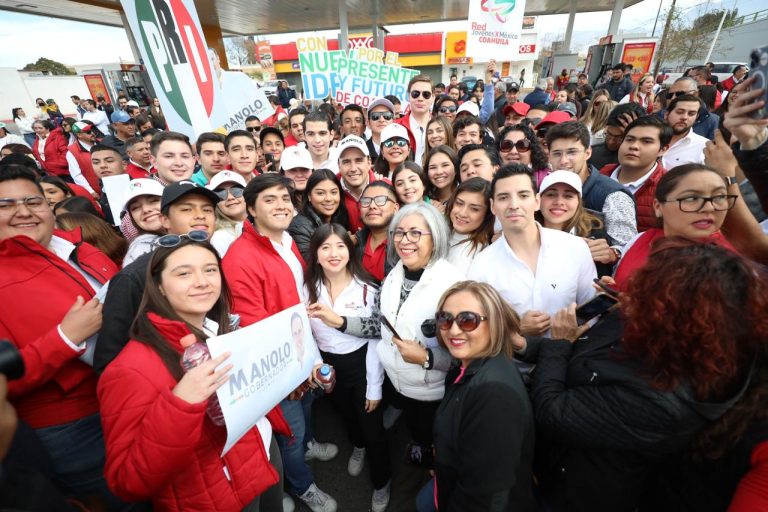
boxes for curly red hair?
[621,237,767,400]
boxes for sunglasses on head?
[499,139,531,153]
[383,138,409,148]
[247,126,261,132]
[214,185,245,201]
[435,311,488,332]
[369,112,394,122]
[410,90,432,100]
[155,230,209,248]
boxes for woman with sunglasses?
[420,281,535,511]
[445,177,495,276]
[423,118,454,167]
[611,164,737,290]
[374,124,413,180]
[288,169,350,262]
[497,124,551,187]
[304,224,392,510]
[424,145,459,211]
[392,162,429,206]
[121,178,166,267]
[433,97,459,123]
[98,236,290,511]
[207,171,248,257]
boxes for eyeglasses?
[499,139,531,153]
[435,311,488,332]
[247,126,262,133]
[410,90,432,100]
[549,148,584,160]
[663,194,737,212]
[369,112,394,122]
[155,230,210,247]
[0,196,47,216]
[439,106,458,114]
[360,195,396,208]
[383,138,409,149]
[214,186,245,201]
[668,90,698,98]
[392,229,431,243]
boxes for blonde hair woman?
[619,73,655,113]
[581,90,613,145]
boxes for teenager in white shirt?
[662,94,708,170]
[304,111,338,172]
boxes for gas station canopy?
[1,0,641,36]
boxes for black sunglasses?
[410,90,432,100]
[383,138,409,149]
[439,105,458,114]
[247,126,262,132]
[369,112,394,122]
[214,186,245,201]
[155,230,209,247]
[436,311,488,332]
[499,139,531,153]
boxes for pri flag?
[466,0,527,62]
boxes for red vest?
[600,162,666,233]
[68,141,101,194]
[126,161,154,180]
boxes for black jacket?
[93,251,151,373]
[287,209,323,263]
[734,137,768,214]
[522,310,749,512]
[433,355,536,512]
[597,77,634,102]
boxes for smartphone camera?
[749,46,768,119]
[0,341,25,381]
[421,319,436,339]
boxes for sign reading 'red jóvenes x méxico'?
[120,0,273,137]
[466,0,527,62]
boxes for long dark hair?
[302,169,350,228]
[445,177,494,254]
[423,145,459,201]
[12,108,24,121]
[498,124,549,170]
[131,239,233,380]
[39,175,74,197]
[305,223,377,304]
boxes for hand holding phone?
[575,294,619,325]
[381,315,402,341]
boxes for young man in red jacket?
[222,173,340,512]
[600,116,671,232]
[396,74,434,164]
[0,165,120,506]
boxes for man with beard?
[662,94,708,170]
[353,181,399,282]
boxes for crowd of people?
[0,54,767,512]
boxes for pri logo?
[134,0,214,123]
[481,0,517,23]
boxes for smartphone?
[575,294,619,325]
[381,315,403,340]
[749,46,768,119]
[592,278,619,298]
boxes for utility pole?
[704,9,729,63]
[653,0,677,76]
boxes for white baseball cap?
[367,97,395,113]
[456,101,480,117]
[207,170,247,190]
[381,123,409,144]
[337,135,369,159]
[126,100,140,108]
[539,170,583,195]
[122,178,165,211]
[280,145,313,171]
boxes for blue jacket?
[693,108,719,140]
[523,88,550,108]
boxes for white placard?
[465,0,527,62]
[101,174,131,226]
[207,304,320,455]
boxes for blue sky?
[0,0,762,68]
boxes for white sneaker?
[304,439,339,461]
[382,406,402,430]
[371,480,391,512]
[283,493,295,512]
[298,483,338,512]
[347,446,366,476]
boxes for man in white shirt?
[662,94,708,169]
[468,165,596,336]
[81,100,111,135]
[303,111,338,172]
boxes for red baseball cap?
[535,111,571,130]
[503,102,530,117]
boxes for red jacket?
[126,161,155,180]
[600,161,666,232]
[98,312,290,511]
[32,127,70,177]
[0,229,117,428]
[222,222,305,326]
[68,141,101,194]
[284,133,300,147]
[722,76,739,92]
[338,169,381,233]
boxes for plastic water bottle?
[180,342,225,426]
[316,364,336,394]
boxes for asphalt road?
[292,396,428,512]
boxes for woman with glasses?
[620,73,656,114]
[207,171,248,257]
[374,124,413,179]
[393,162,429,206]
[121,178,166,267]
[423,118,454,167]
[98,236,290,511]
[288,169,350,262]
[445,177,494,276]
[420,281,535,511]
[424,145,459,211]
[612,164,737,290]
[497,124,551,187]
[432,97,459,123]
[377,202,461,468]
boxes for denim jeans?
[276,394,315,495]
[416,478,437,512]
[23,133,37,147]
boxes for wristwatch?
[724,175,738,187]
[422,348,433,370]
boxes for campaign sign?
[206,304,320,455]
[466,0,528,62]
[298,37,420,107]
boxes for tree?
[656,7,736,71]
[224,37,257,67]
[22,57,75,75]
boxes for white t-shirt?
[662,130,707,170]
[83,110,111,135]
